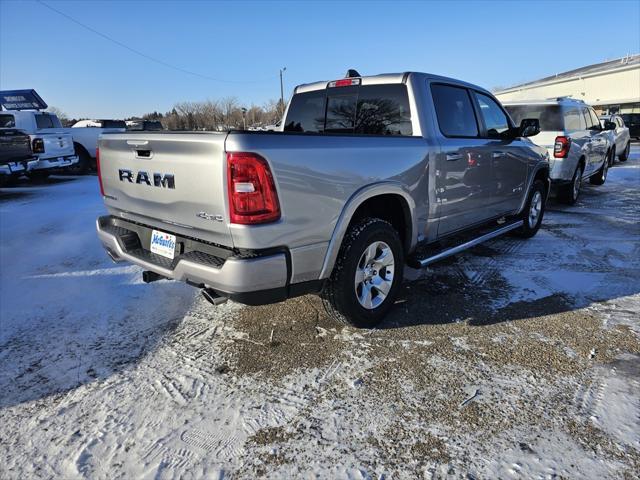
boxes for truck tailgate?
[37,131,74,158]
[99,132,232,247]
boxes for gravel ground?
[1,146,639,479]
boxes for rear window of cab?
[284,84,413,136]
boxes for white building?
[495,54,640,114]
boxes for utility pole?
[279,67,287,118]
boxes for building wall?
[495,65,640,114]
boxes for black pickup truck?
[0,129,34,185]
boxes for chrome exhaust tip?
[202,288,228,306]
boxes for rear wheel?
[558,164,583,205]
[515,179,546,238]
[589,153,609,185]
[67,144,91,175]
[321,218,404,328]
[619,142,630,162]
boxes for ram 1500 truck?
[97,71,549,327]
[0,110,78,180]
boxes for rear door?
[583,108,607,173]
[471,91,528,216]
[430,83,495,235]
[99,132,233,246]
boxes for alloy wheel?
[354,241,395,310]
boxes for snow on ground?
[1,148,639,479]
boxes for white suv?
[504,98,613,204]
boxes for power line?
[35,0,277,85]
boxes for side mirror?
[604,120,616,131]
[519,118,540,137]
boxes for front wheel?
[515,179,546,238]
[589,153,609,185]
[619,142,630,162]
[321,218,404,328]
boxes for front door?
[430,83,495,236]
[471,91,529,216]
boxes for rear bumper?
[96,215,312,304]
[0,159,37,176]
[29,155,79,171]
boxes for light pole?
[279,67,287,117]
[241,107,247,130]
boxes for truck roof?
[294,71,492,96]
[502,98,588,107]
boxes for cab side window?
[474,92,510,138]
[0,114,15,128]
[430,84,478,137]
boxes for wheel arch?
[318,182,416,279]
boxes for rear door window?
[284,84,413,135]
[589,109,601,129]
[430,84,478,137]
[0,114,15,128]
[582,108,597,129]
[473,92,510,138]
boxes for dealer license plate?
[150,230,177,259]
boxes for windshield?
[504,105,563,131]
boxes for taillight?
[227,152,280,224]
[32,138,44,154]
[554,136,571,158]
[96,147,104,196]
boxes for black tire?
[515,179,546,238]
[67,144,91,175]
[609,147,616,167]
[619,142,630,162]
[27,171,50,183]
[589,152,609,185]
[557,164,583,205]
[321,217,404,328]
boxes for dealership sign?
[0,89,48,111]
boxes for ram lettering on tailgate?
[119,169,175,189]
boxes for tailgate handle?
[135,149,152,158]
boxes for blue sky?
[1,0,639,118]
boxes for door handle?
[446,153,463,161]
[492,152,505,159]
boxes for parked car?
[599,114,630,163]
[504,98,613,205]
[621,113,640,140]
[0,128,37,186]
[64,119,126,174]
[126,120,164,131]
[0,110,78,180]
[96,71,549,328]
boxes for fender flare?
[318,182,417,279]
[517,162,550,214]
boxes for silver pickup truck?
[97,71,550,327]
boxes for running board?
[407,220,524,268]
